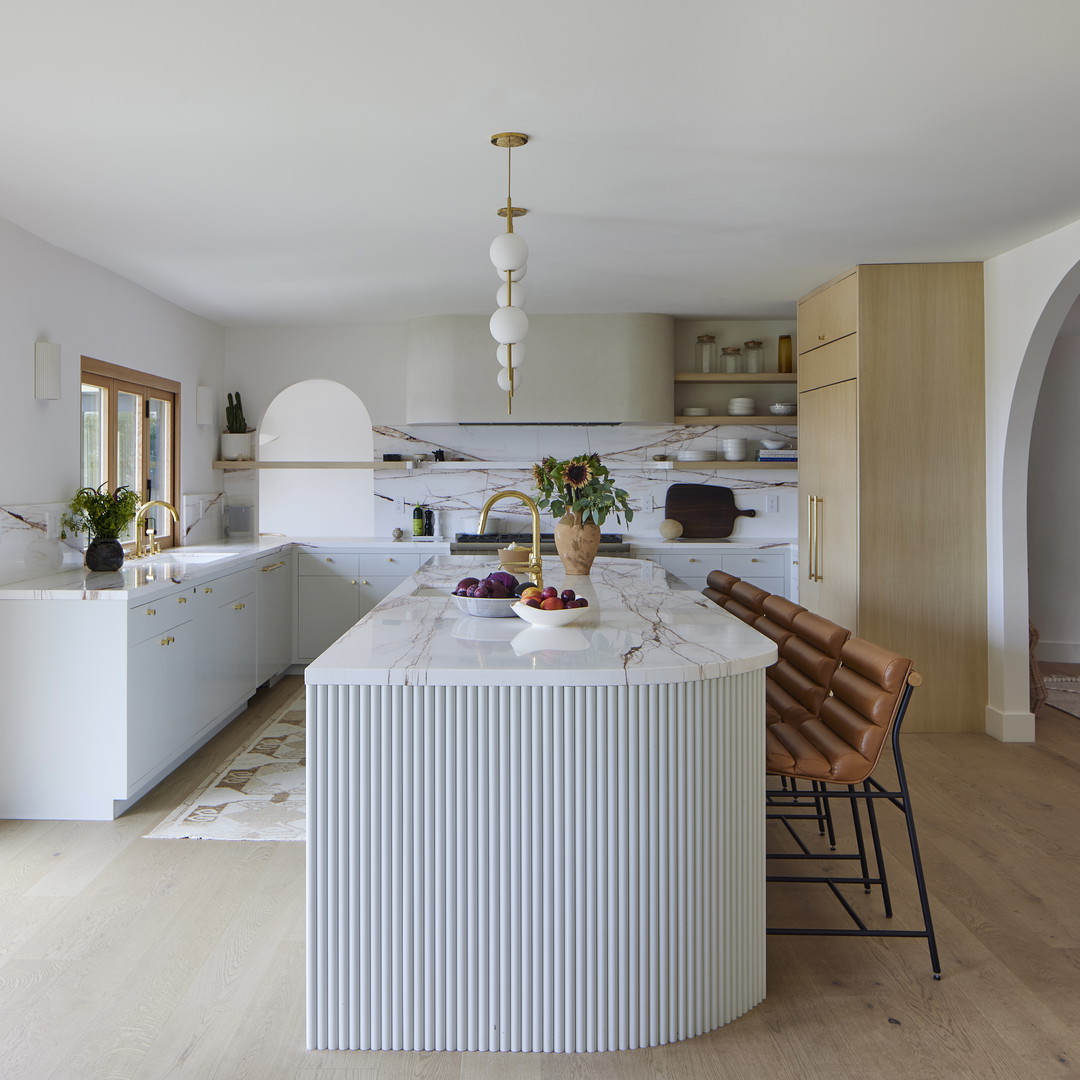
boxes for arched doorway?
[987,247,1080,740]
[258,380,374,536]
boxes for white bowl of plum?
[511,584,590,628]
[451,571,522,618]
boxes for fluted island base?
[307,673,765,1052]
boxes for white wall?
[223,324,408,431]
[0,216,226,582]
[0,216,225,507]
[985,217,1080,740]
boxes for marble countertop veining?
[305,555,776,688]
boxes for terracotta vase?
[554,512,602,575]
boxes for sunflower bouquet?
[531,453,634,527]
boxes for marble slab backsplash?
[0,503,82,585]
[370,423,798,540]
[9,423,796,578]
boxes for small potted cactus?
[220,390,255,460]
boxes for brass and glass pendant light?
[488,132,528,414]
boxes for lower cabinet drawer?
[721,553,786,577]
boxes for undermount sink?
[147,550,238,563]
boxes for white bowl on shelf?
[681,407,710,416]
[512,601,589,628]
[768,403,798,415]
[454,594,518,618]
[676,450,717,461]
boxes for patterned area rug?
[1044,674,1080,720]
[144,690,306,841]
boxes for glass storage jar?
[744,340,764,373]
[694,334,718,373]
[721,346,743,373]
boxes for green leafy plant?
[531,453,634,527]
[60,484,141,540]
[225,391,249,433]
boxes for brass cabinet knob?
[178,596,188,604]
[203,587,213,594]
[689,557,698,563]
[160,636,174,646]
[325,557,334,563]
[234,602,245,611]
[385,557,394,563]
[146,608,156,616]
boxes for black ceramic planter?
[85,537,125,572]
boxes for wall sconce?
[196,385,215,426]
[34,342,61,400]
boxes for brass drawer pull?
[177,596,188,604]
[325,557,334,563]
[234,602,246,611]
[204,587,213,594]
[146,608,156,616]
[160,636,174,646]
[260,561,286,572]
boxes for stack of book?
[757,448,798,463]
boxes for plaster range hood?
[405,313,674,425]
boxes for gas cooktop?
[454,531,624,544]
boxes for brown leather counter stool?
[765,637,940,977]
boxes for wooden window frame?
[81,357,181,550]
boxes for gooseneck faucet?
[133,500,180,558]
[477,489,543,589]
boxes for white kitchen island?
[305,555,776,1053]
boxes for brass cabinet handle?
[325,557,334,563]
[751,557,759,563]
[688,557,698,563]
[385,557,394,563]
[807,495,819,582]
[818,332,825,340]
[160,636,174,646]
[234,602,246,611]
[360,579,369,585]
[260,561,286,572]
[204,587,213,594]
[146,608,156,616]
[177,596,188,604]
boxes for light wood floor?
[2,674,1078,1080]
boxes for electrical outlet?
[646,493,655,513]
[765,494,779,514]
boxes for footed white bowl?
[511,601,589,628]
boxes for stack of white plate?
[727,396,756,416]
[676,449,717,461]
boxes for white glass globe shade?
[489,232,529,272]
[496,342,527,368]
[496,281,527,309]
[509,264,527,282]
[497,367,523,393]
[489,306,529,344]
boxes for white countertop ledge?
[305,555,776,688]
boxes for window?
[80,357,180,548]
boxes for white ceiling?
[3,1,1080,327]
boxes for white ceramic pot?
[220,432,254,461]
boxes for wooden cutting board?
[664,484,757,539]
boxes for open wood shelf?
[673,415,798,426]
[674,372,797,383]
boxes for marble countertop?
[0,535,792,602]
[305,555,777,688]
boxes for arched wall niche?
[258,379,374,537]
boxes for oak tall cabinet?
[797,263,986,733]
